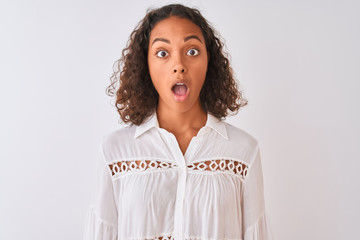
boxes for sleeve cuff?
[83,205,118,240]
[244,212,273,240]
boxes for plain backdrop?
[1,0,359,239]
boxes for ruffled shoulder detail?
[244,212,273,240]
[83,205,118,240]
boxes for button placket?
[166,132,187,240]
[160,128,205,240]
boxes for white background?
[1,0,359,239]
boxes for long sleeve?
[83,140,118,240]
[242,145,273,240]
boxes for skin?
[147,16,209,155]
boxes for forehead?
[149,16,204,41]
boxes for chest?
[175,134,194,155]
[113,169,244,239]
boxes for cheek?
[148,58,166,81]
[148,61,167,93]
[192,58,208,86]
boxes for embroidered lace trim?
[109,160,177,176]
[109,159,249,179]
[122,235,242,240]
[188,159,248,179]
[154,236,174,240]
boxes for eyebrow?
[151,35,202,46]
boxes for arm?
[83,139,118,240]
[242,145,273,240]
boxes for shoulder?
[218,121,259,164]
[102,125,136,146]
[100,125,137,161]
[224,121,259,149]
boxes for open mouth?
[171,82,188,96]
[171,81,189,102]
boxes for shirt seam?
[187,169,247,181]
[111,168,176,180]
[100,137,118,212]
[89,205,118,228]
[240,141,259,195]
[110,167,247,181]
[248,141,260,168]
[243,141,260,183]
[243,211,267,235]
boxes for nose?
[173,67,185,73]
[172,54,187,73]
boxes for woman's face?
[147,16,209,114]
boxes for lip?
[171,79,190,102]
[170,79,189,88]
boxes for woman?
[84,3,273,240]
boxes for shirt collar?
[134,112,160,139]
[134,111,228,140]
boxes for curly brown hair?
[106,4,248,126]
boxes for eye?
[156,50,168,58]
[187,48,199,56]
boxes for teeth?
[176,83,185,86]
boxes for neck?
[156,101,207,135]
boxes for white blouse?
[83,112,273,240]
